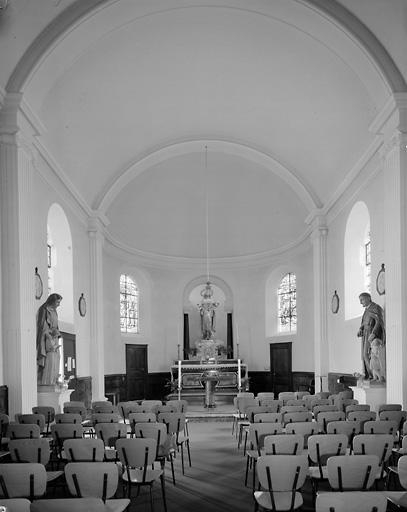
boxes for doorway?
[125,344,148,400]
[61,331,76,389]
[269,342,292,395]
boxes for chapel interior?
[0,0,407,421]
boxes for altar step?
[167,390,237,407]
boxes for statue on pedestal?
[198,282,219,340]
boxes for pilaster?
[306,210,329,393]
[87,212,108,401]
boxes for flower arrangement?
[58,374,74,389]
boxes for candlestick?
[237,358,242,390]
[178,359,182,400]
[178,343,181,360]
[236,343,240,359]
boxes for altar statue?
[198,282,219,340]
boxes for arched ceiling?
[1,0,405,263]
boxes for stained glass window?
[278,272,297,332]
[120,274,138,333]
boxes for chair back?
[116,401,135,420]
[277,392,296,405]
[91,401,113,412]
[311,399,332,411]
[256,454,308,491]
[55,413,83,424]
[0,414,10,439]
[283,411,312,426]
[253,412,282,424]
[326,420,362,446]
[315,490,388,512]
[91,413,120,425]
[263,434,304,455]
[377,403,402,416]
[124,404,152,416]
[246,406,275,422]
[248,423,283,455]
[302,395,319,410]
[18,414,45,433]
[236,397,259,417]
[336,398,358,413]
[317,411,345,433]
[63,406,87,421]
[169,400,188,413]
[0,463,47,500]
[128,413,156,434]
[397,455,407,489]
[281,405,306,414]
[51,423,83,452]
[8,438,51,464]
[64,438,105,462]
[64,462,119,500]
[32,406,55,435]
[345,404,370,417]
[157,412,186,437]
[352,433,394,469]
[258,399,283,412]
[7,423,40,440]
[95,423,128,447]
[116,437,157,475]
[92,404,119,415]
[31,498,107,512]
[141,400,162,408]
[379,410,406,431]
[348,410,376,424]
[153,404,178,415]
[294,391,310,399]
[308,434,348,466]
[64,401,85,408]
[363,420,398,435]
[327,454,379,491]
[256,392,275,401]
[0,498,31,512]
[285,422,319,448]
[313,404,338,419]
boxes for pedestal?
[351,383,387,415]
[37,385,74,413]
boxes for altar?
[168,360,248,406]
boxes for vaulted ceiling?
[1,0,405,264]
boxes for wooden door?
[126,344,148,400]
[61,332,76,382]
[270,342,292,395]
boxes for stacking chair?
[377,403,402,416]
[326,420,362,451]
[55,413,83,424]
[0,463,47,501]
[124,404,152,420]
[286,400,307,408]
[316,491,388,512]
[116,401,135,422]
[294,391,310,399]
[278,392,296,405]
[128,413,156,436]
[311,399,333,412]
[7,423,40,440]
[234,397,259,446]
[18,414,46,437]
[263,434,304,455]
[348,410,377,429]
[91,413,120,426]
[116,438,167,511]
[258,399,283,412]
[92,404,119,415]
[91,401,113,412]
[0,498,31,512]
[254,454,308,512]
[312,404,338,421]
[64,401,85,408]
[307,433,348,502]
[285,422,319,448]
[384,454,407,506]
[32,406,55,437]
[317,411,345,433]
[31,498,107,512]
[379,409,406,445]
[63,405,87,421]
[134,422,176,485]
[0,414,10,448]
[327,454,379,491]
[345,404,370,417]
[153,404,178,415]
[157,412,191,475]
[281,405,306,414]
[253,413,283,424]
[302,395,319,410]
[8,438,64,486]
[282,411,312,427]
[168,399,188,413]
[317,392,333,400]
[387,435,407,488]
[336,398,358,413]
[256,392,275,401]
[50,423,83,468]
[352,433,394,487]
[247,406,276,423]
[64,462,130,512]
[63,438,105,462]
[363,420,398,435]
[245,423,284,490]
[141,400,162,409]
[95,422,129,462]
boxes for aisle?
[125,420,315,512]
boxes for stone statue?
[198,282,219,340]
[357,292,385,380]
[36,293,63,385]
[370,338,386,381]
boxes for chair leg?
[245,456,250,486]
[161,474,167,512]
[186,440,191,467]
[149,483,155,512]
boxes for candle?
[236,322,239,358]
[178,359,182,399]
[237,358,242,390]
[178,344,181,360]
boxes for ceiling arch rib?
[96,139,318,215]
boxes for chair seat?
[254,490,303,511]
[105,498,131,512]
[121,467,163,484]
[384,491,407,508]
[308,465,329,480]
[46,470,64,483]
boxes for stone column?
[306,210,329,393]
[87,213,108,402]
[370,93,407,406]
[0,95,37,417]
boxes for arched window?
[120,274,139,333]
[364,230,371,293]
[278,273,297,332]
